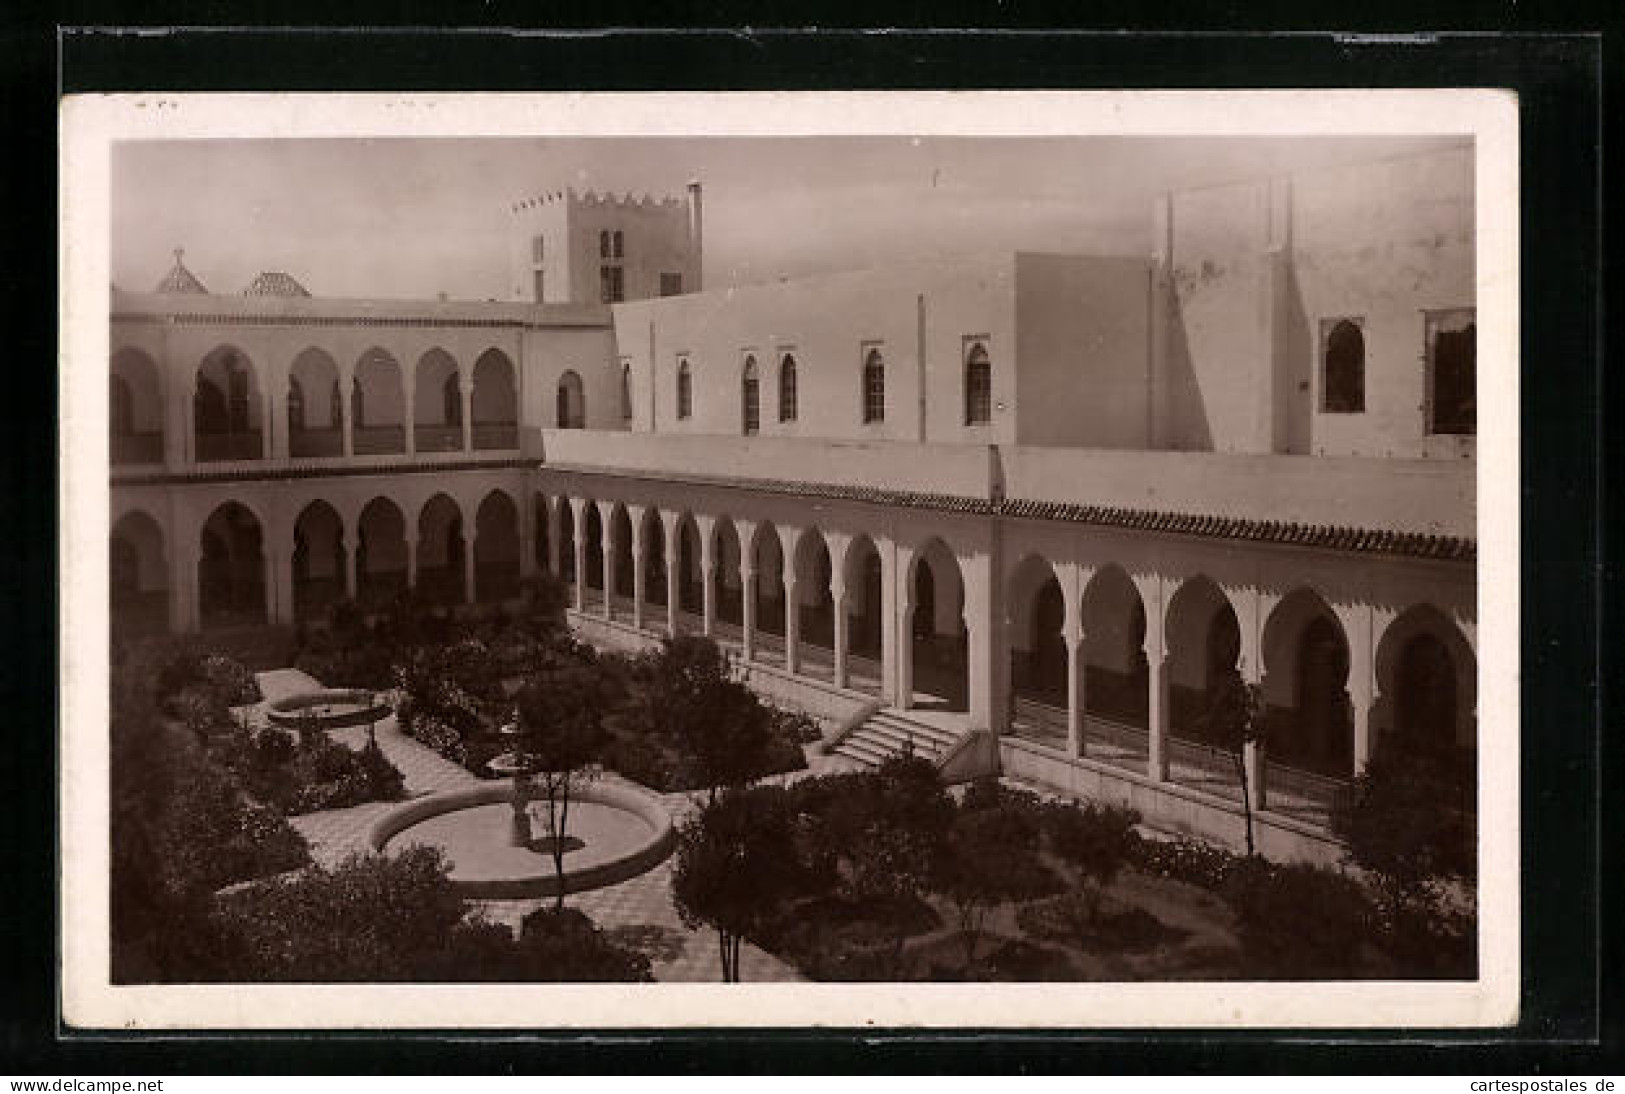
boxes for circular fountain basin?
[266,688,392,730]
[368,779,676,899]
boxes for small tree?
[1044,801,1142,923]
[639,636,782,801]
[671,785,804,981]
[1202,664,1266,857]
[934,804,1055,969]
[516,665,612,909]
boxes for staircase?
[832,708,964,769]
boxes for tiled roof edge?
[540,462,1476,562]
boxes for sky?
[112,135,1469,301]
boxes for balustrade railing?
[289,427,343,458]
[195,430,264,462]
[472,422,519,450]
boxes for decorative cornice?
[538,462,1476,563]
[111,311,609,331]
[112,457,532,487]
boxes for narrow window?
[964,341,992,425]
[779,354,798,422]
[862,348,885,424]
[742,356,760,436]
[599,266,625,304]
[676,359,693,420]
[620,362,633,421]
[532,234,545,264]
[660,272,683,297]
[599,231,611,259]
[557,370,585,429]
[532,269,545,301]
[1427,309,1476,435]
[1322,319,1366,413]
[612,230,624,259]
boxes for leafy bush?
[211,848,469,981]
[933,803,1061,966]
[212,725,406,815]
[512,907,654,982]
[1332,738,1477,892]
[154,642,262,708]
[1221,858,1377,979]
[1128,834,1246,893]
[1016,890,1186,953]
[1041,800,1141,919]
[157,749,311,894]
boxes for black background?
[2,14,1612,1074]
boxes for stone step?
[864,714,961,750]
[833,735,895,768]
[849,724,953,761]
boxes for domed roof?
[243,271,311,298]
[154,248,208,295]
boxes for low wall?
[566,611,666,656]
[1000,737,1345,867]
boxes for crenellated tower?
[506,184,702,305]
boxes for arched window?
[741,356,760,436]
[556,370,585,429]
[329,378,343,429]
[862,348,885,424]
[964,341,992,425]
[1322,319,1365,413]
[620,362,633,421]
[599,230,611,259]
[676,359,693,420]
[287,376,305,433]
[351,376,367,429]
[778,354,798,422]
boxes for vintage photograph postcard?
[60,89,1518,1029]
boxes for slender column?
[831,584,850,690]
[783,577,801,675]
[701,557,717,637]
[1147,654,1170,782]
[459,379,474,452]
[263,390,277,461]
[965,614,995,731]
[546,498,564,577]
[897,602,915,710]
[173,534,199,632]
[1343,603,1376,776]
[740,565,757,661]
[405,538,418,590]
[600,507,617,621]
[569,500,587,614]
[662,512,681,636]
[462,533,477,605]
[1065,632,1085,757]
[345,540,359,601]
[1241,655,1267,810]
[340,377,355,459]
[629,515,647,631]
[877,543,898,704]
[404,380,417,458]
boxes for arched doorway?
[1008,555,1065,710]
[713,519,744,628]
[471,349,518,449]
[642,512,667,611]
[608,505,634,612]
[557,501,577,587]
[291,500,346,619]
[356,497,408,607]
[794,533,835,668]
[751,522,785,647]
[353,348,406,455]
[1165,575,1241,747]
[416,494,466,605]
[556,371,585,429]
[414,349,462,452]
[110,349,163,464]
[532,495,552,574]
[582,503,605,601]
[474,490,520,603]
[907,538,967,711]
[674,515,702,619]
[840,536,885,695]
[198,502,265,626]
[288,348,342,457]
[1262,588,1352,778]
[194,347,263,462]
[1081,566,1148,728]
[1375,604,1477,765]
[111,510,168,634]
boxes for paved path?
[255,668,806,983]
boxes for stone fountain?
[485,715,536,848]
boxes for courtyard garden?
[109,573,1477,985]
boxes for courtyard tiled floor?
[254,669,816,983]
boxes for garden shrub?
[514,907,655,982]
[1222,858,1377,979]
[1127,834,1245,893]
[1016,890,1186,953]
[157,750,311,894]
[211,847,469,982]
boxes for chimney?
[686,179,704,292]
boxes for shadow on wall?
[1274,258,1314,456]
[1163,304,1212,452]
